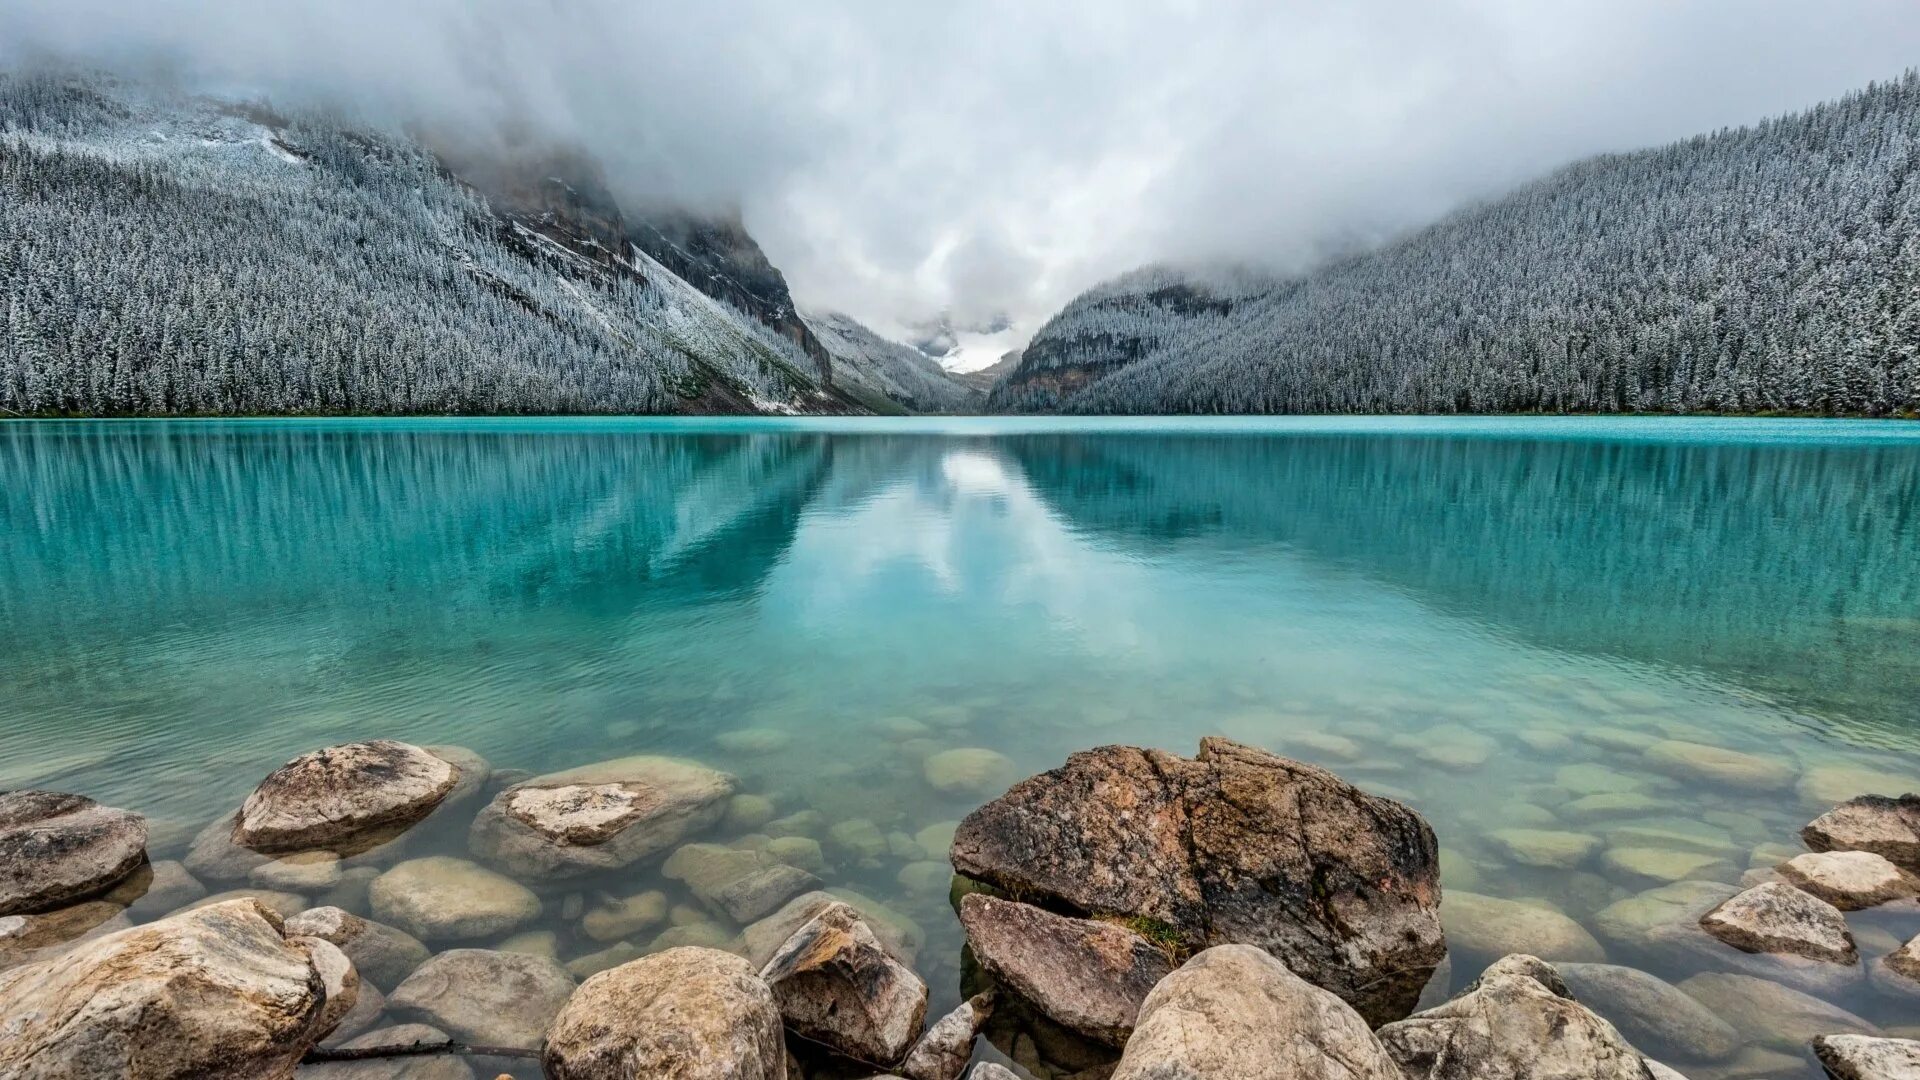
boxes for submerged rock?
[923,748,1018,796]
[664,843,821,923]
[580,889,668,942]
[0,898,327,1078]
[296,935,361,1041]
[1804,795,1920,873]
[369,856,540,943]
[386,948,574,1050]
[949,737,1443,1025]
[469,755,736,878]
[1555,962,1739,1063]
[1642,740,1796,792]
[1377,954,1647,1080]
[742,890,917,969]
[1779,850,1920,911]
[1812,1035,1920,1080]
[285,906,430,991]
[1675,971,1878,1051]
[299,1023,474,1080]
[1112,944,1401,1080]
[235,741,462,854]
[957,893,1172,1047]
[1489,828,1601,869]
[542,947,784,1080]
[761,901,928,1064]
[1444,891,1605,963]
[0,790,148,916]
[1698,881,1857,965]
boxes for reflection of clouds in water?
[766,446,1151,656]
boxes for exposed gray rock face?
[1112,943,1402,1080]
[1778,850,1920,910]
[1812,1035,1920,1080]
[761,901,928,1065]
[469,755,736,879]
[0,898,327,1078]
[387,948,573,1050]
[0,790,148,916]
[957,893,1172,1047]
[949,737,1443,1024]
[235,741,461,854]
[542,947,785,1080]
[897,991,993,1080]
[286,906,431,990]
[369,856,541,942]
[298,1023,474,1079]
[1377,954,1647,1080]
[1555,963,1738,1063]
[1698,881,1858,965]
[1804,796,1920,873]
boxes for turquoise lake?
[4,416,1920,1074]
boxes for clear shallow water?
[4,417,1920,1074]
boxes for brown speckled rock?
[897,991,992,1080]
[236,741,462,854]
[1698,882,1857,965]
[0,898,326,1078]
[1812,1035,1920,1080]
[761,901,927,1064]
[542,947,783,1080]
[1804,795,1920,873]
[949,737,1442,1025]
[957,893,1172,1047]
[1779,850,1920,911]
[1113,944,1400,1080]
[1377,955,1646,1080]
[0,791,148,916]
[469,756,736,879]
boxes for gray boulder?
[957,893,1172,1047]
[1812,1035,1920,1080]
[949,737,1443,1024]
[0,790,148,916]
[1112,943,1401,1080]
[1377,954,1648,1080]
[1555,963,1738,1063]
[469,755,736,879]
[0,898,328,1078]
[761,901,927,1065]
[542,947,784,1080]
[368,856,541,942]
[387,948,574,1050]
[1698,882,1857,965]
[1675,971,1878,1051]
[235,741,463,854]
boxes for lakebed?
[3,416,1919,1075]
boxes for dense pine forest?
[992,74,1920,416]
[0,74,896,416]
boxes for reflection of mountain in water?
[1006,433,1920,737]
[0,424,837,655]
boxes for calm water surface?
[4,417,1920,1074]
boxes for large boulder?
[1804,795,1920,872]
[235,741,463,854]
[1698,882,1857,965]
[1555,963,1738,1063]
[469,755,736,878]
[957,893,1172,1047]
[760,901,927,1065]
[1111,944,1401,1080]
[0,898,327,1078]
[1779,850,1920,911]
[386,948,574,1050]
[1812,1035,1920,1080]
[949,738,1442,1024]
[369,856,541,942]
[542,947,784,1080]
[1377,954,1648,1080]
[0,791,148,916]
[285,906,431,990]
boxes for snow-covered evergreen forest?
[992,74,1920,416]
[802,310,981,414]
[0,74,850,416]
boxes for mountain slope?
[956,349,1022,392]
[0,73,856,416]
[995,74,1920,417]
[802,310,981,413]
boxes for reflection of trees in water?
[1006,433,1920,737]
[0,424,836,657]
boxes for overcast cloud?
[7,1,1920,339]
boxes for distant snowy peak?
[802,310,981,414]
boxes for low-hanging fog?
[7,0,1920,344]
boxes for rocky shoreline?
[3,736,1920,1078]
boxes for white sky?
[8,0,1920,342]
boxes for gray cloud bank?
[6,0,1920,337]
